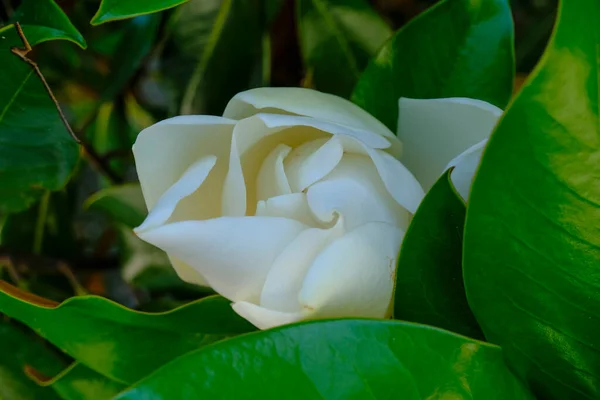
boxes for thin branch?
[10,22,124,184]
[11,23,81,144]
[32,191,50,255]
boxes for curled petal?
[365,148,424,214]
[299,222,404,320]
[135,155,216,232]
[256,144,292,201]
[255,193,318,226]
[446,140,488,201]
[136,217,307,303]
[232,301,303,330]
[307,155,411,230]
[260,218,345,312]
[397,97,502,191]
[223,87,399,152]
[133,116,235,211]
[284,137,344,192]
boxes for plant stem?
[33,191,50,255]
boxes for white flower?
[133,88,501,329]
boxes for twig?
[32,191,50,255]
[10,23,81,144]
[57,262,87,296]
[0,256,21,284]
[10,22,124,184]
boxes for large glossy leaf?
[463,0,600,398]
[394,170,483,340]
[28,362,126,400]
[91,0,188,25]
[0,25,80,214]
[352,0,514,132]
[0,320,65,400]
[0,281,255,384]
[296,0,392,97]
[11,0,86,48]
[116,319,533,399]
[179,0,264,115]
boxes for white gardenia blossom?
[133,88,502,330]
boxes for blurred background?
[0,0,556,311]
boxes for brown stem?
[10,22,124,184]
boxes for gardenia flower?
[133,88,502,329]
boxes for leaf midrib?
[0,70,34,124]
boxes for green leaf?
[463,0,600,398]
[179,0,264,115]
[91,0,188,25]
[0,320,65,400]
[116,319,533,399]
[394,170,483,340]
[0,281,255,384]
[0,25,80,214]
[352,0,514,132]
[11,0,87,48]
[28,362,126,400]
[84,184,146,229]
[296,0,392,97]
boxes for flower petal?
[135,155,216,233]
[231,301,303,330]
[260,218,345,312]
[222,132,246,216]
[255,193,318,226]
[168,256,209,287]
[133,115,235,210]
[136,217,307,303]
[446,139,487,201]
[284,136,344,192]
[223,87,397,144]
[256,144,292,201]
[365,148,424,214]
[299,222,403,319]
[258,113,391,150]
[307,154,411,231]
[397,97,502,191]
[223,115,327,216]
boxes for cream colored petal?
[135,155,216,233]
[223,87,396,143]
[256,144,292,202]
[231,301,303,330]
[299,222,403,319]
[255,193,319,226]
[306,155,411,231]
[223,115,327,216]
[133,115,235,211]
[260,218,345,312]
[222,133,247,216]
[258,113,391,150]
[397,97,502,191]
[284,137,344,192]
[446,139,487,201]
[168,256,209,287]
[365,147,424,214]
[136,217,307,303]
